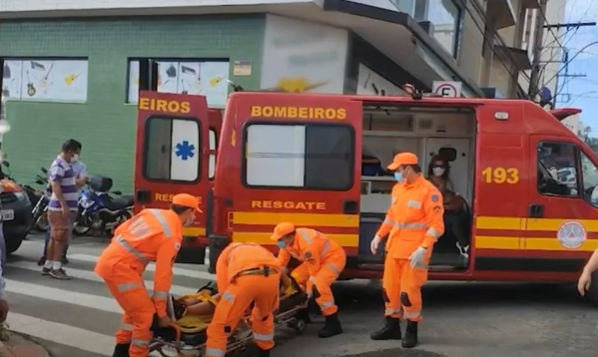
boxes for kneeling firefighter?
[205,243,284,357]
[370,152,444,348]
[95,194,201,357]
[271,222,346,338]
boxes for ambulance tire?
[175,246,207,265]
[585,270,598,307]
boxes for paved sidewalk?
[0,333,51,357]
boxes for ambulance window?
[580,152,598,207]
[209,128,217,180]
[537,142,578,197]
[244,123,354,190]
[144,117,200,182]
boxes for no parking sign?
[432,81,462,97]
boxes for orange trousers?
[104,276,155,357]
[291,254,345,316]
[382,256,428,322]
[205,273,280,357]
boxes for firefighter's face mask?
[276,240,287,249]
[182,209,196,226]
[277,234,293,249]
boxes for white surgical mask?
[72,154,79,162]
[433,167,445,177]
[184,215,195,226]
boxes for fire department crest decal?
[557,221,586,249]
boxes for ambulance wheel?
[585,271,598,307]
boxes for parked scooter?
[73,175,134,237]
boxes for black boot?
[318,312,343,338]
[370,316,402,340]
[112,343,130,357]
[401,320,418,348]
[256,347,271,357]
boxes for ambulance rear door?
[134,91,211,262]
[231,94,363,255]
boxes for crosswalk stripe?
[67,253,215,281]
[8,312,114,356]
[6,261,195,297]
[5,279,122,314]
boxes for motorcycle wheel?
[73,221,92,236]
[35,213,49,232]
[105,210,132,237]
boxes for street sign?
[432,81,462,97]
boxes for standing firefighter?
[271,223,346,338]
[95,194,201,357]
[206,243,283,357]
[369,152,444,348]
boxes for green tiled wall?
[0,15,265,191]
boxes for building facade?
[518,0,566,106]
[0,0,537,190]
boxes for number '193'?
[481,167,519,184]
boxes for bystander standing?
[42,139,87,280]
[38,154,87,266]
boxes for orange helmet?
[270,222,295,241]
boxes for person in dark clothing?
[427,156,470,257]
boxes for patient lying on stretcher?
[150,272,308,347]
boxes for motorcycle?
[73,183,134,237]
[24,167,50,233]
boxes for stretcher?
[149,281,309,357]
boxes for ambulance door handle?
[528,204,544,218]
[343,200,359,214]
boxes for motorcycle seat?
[105,195,134,211]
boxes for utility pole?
[528,0,549,100]
[548,22,596,107]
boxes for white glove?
[370,235,382,254]
[409,247,427,268]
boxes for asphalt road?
[4,235,598,357]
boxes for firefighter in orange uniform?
[206,243,283,357]
[369,152,444,348]
[95,194,201,357]
[271,223,346,338]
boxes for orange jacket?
[95,208,183,317]
[215,243,282,293]
[376,175,444,259]
[277,228,345,285]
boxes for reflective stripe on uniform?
[321,239,330,256]
[319,300,335,309]
[385,308,401,315]
[222,291,235,302]
[297,229,313,244]
[253,332,274,341]
[382,219,427,230]
[407,200,422,208]
[120,323,134,331]
[403,310,420,318]
[117,282,142,292]
[205,348,226,356]
[426,227,441,238]
[115,236,151,265]
[148,209,173,238]
[131,338,150,346]
[326,263,341,275]
[152,291,169,299]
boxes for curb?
[0,332,52,357]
